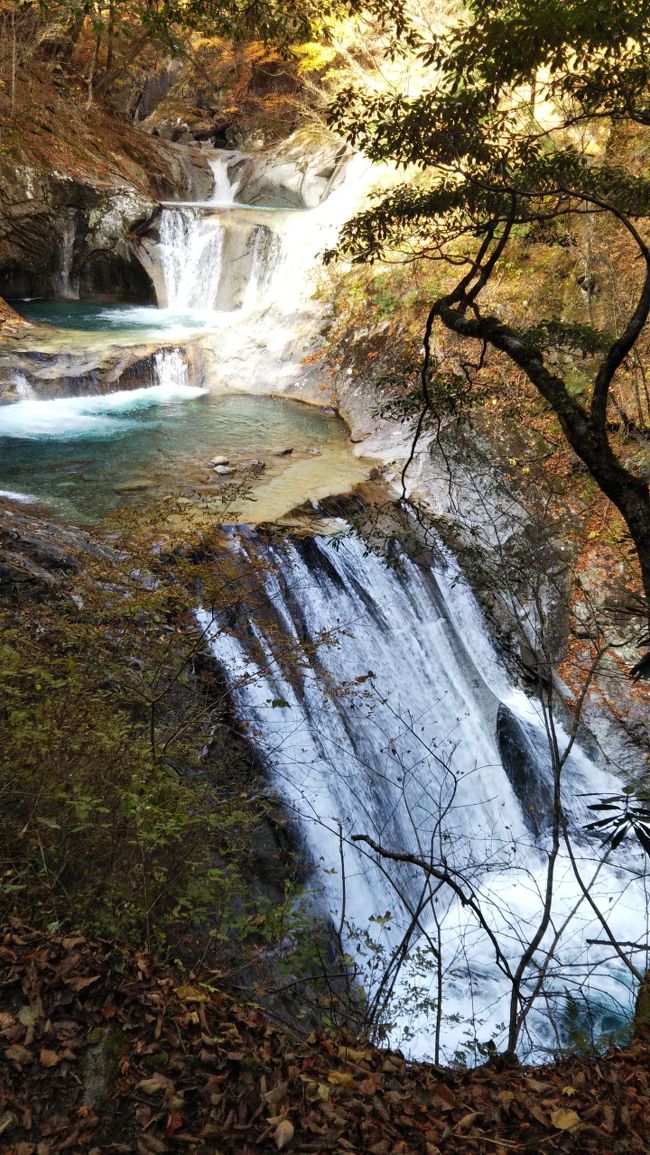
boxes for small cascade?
[200,528,648,1062]
[241,225,284,312]
[158,209,225,310]
[13,374,35,400]
[153,347,190,390]
[55,210,78,299]
[206,151,241,204]
[0,363,206,441]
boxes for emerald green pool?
[0,382,361,524]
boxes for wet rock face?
[232,138,350,209]
[0,163,156,302]
[0,142,212,303]
[497,704,555,839]
[0,163,80,298]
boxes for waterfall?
[158,209,225,310]
[241,225,284,312]
[152,152,373,325]
[14,374,35,400]
[153,347,190,390]
[199,527,649,1063]
[0,355,205,440]
[55,210,77,298]
[206,151,241,204]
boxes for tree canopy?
[330,0,650,646]
[6,0,409,56]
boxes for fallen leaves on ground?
[1,921,649,1152]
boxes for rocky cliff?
[0,73,212,306]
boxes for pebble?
[210,455,230,466]
[213,464,235,475]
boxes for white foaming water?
[14,375,35,400]
[199,529,649,1063]
[0,351,205,440]
[158,209,225,310]
[241,225,284,313]
[0,489,37,502]
[155,153,373,324]
[206,151,241,205]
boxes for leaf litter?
[1,922,649,1152]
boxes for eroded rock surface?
[0,132,211,303]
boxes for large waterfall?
[199,526,648,1063]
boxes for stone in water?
[113,479,154,493]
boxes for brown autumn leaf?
[264,1080,289,1108]
[551,1107,580,1131]
[274,1119,294,1150]
[305,1082,330,1103]
[526,1078,554,1093]
[137,1075,175,1096]
[5,1044,32,1066]
[519,1095,548,1128]
[358,1075,378,1096]
[138,1133,168,1154]
[455,1111,479,1131]
[429,1084,456,1110]
[327,1070,354,1089]
[39,1049,61,1068]
[68,975,100,992]
[62,936,86,950]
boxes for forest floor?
[1,921,648,1155]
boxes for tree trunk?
[437,303,650,631]
[86,33,102,110]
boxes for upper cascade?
[135,143,371,318]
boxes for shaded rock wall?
[0,84,213,305]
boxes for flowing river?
[1,146,648,1063]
